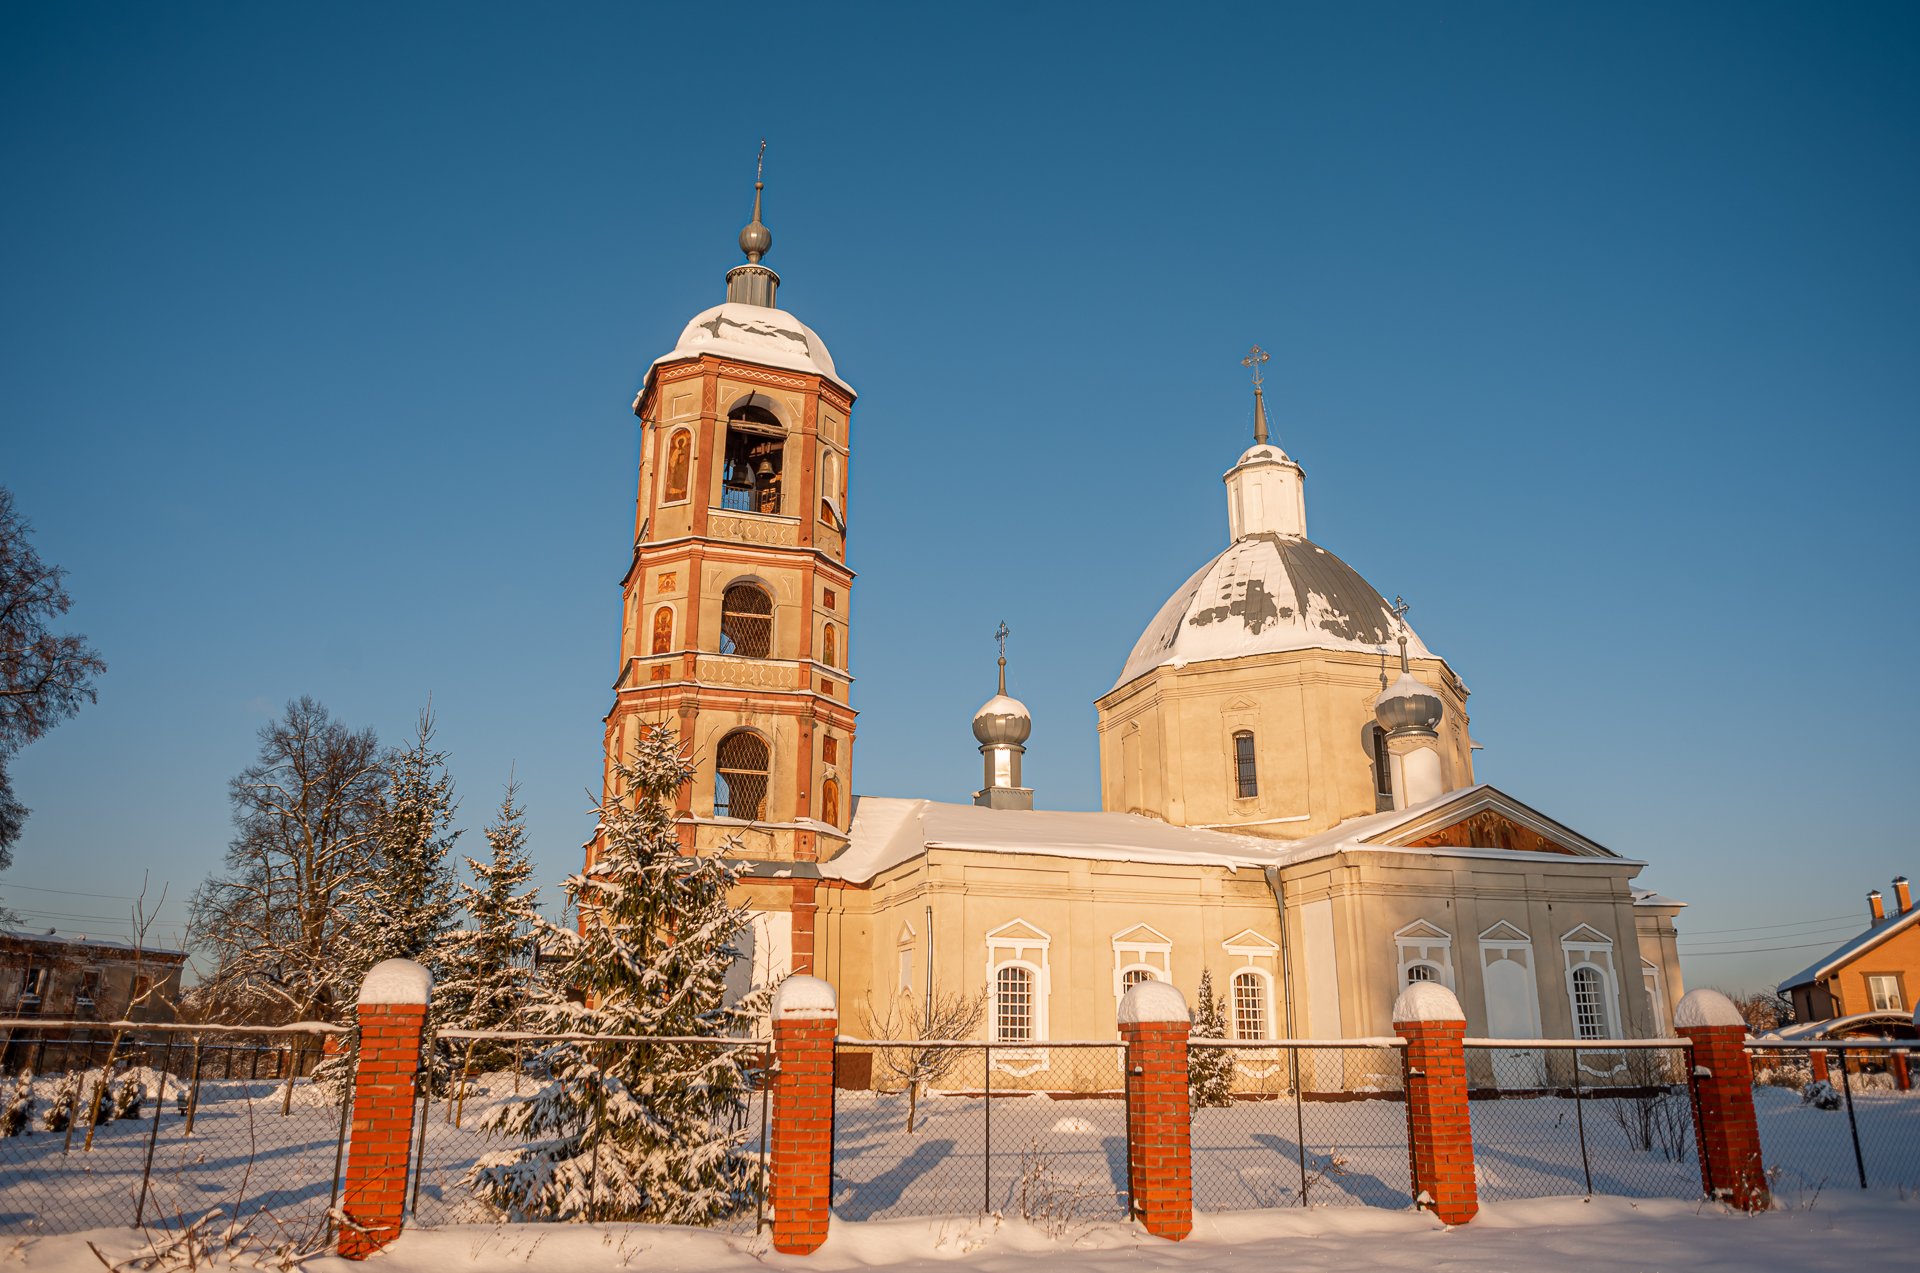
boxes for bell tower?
[597,163,857,978]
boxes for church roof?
[649,302,851,394]
[822,784,1643,884]
[1111,532,1443,692]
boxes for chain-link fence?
[406,1031,771,1233]
[1746,1040,1920,1198]
[0,1020,353,1240]
[1189,1039,1411,1211]
[1463,1040,1701,1202]
[830,1041,1130,1229]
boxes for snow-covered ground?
[15,1193,1920,1273]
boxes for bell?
[757,459,775,480]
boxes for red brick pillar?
[1118,980,1192,1241]
[770,975,837,1254]
[1675,989,1768,1212]
[1393,981,1477,1225]
[338,959,432,1258]
[1809,1048,1829,1084]
[1891,1049,1910,1092]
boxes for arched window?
[1121,967,1158,995]
[1372,725,1394,803]
[820,777,839,828]
[722,406,784,514]
[650,606,673,655]
[719,584,772,658]
[1233,731,1258,799]
[820,451,841,525]
[1406,963,1439,983]
[995,965,1035,1042]
[714,730,770,821]
[1571,966,1608,1039]
[1233,971,1269,1040]
[822,622,836,668]
[664,430,692,503]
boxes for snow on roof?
[1778,905,1920,992]
[1111,533,1445,693]
[0,929,186,957]
[822,785,1633,884]
[1771,1009,1918,1042]
[649,303,852,395]
[1632,889,1687,908]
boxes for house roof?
[1769,1010,1918,1041]
[1779,905,1920,992]
[0,930,187,959]
[823,784,1649,885]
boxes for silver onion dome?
[972,693,1033,746]
[1375,672,1443,740]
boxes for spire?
[726,140,781,308]
[1242,346,1271,445]
[1389,596,1411,672]
[996,619,1009,695]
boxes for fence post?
[770,975,837,1255]
[338,959,433,1258]
[1118,980,1192,1241]
[1393,981,1476,1225]
[1673,988,1768,1212]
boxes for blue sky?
[2,3,1914,995]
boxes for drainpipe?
[924,904,934,1024]
[1263,867,1298,1040]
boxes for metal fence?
[1746,1040,1920,1198]
[1464,1039,1702,1202]
[0,1020,353,1240]
[1189,1039,1411,1212]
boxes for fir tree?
[0,1070,33,1136]
[437,778,543,1073]
[350,707,461,975]
[469,724,767,1224]
[1188,969,1236,1108]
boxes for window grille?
[1869,975,1903,1011]
[1571,966,1607,1038]
[650,606,673,655]
[1233,971,1267,1040]
[1122,967,1157,994]
[714,731,770,820]
[1233,730,1258,799]
[1406,963,1438,984]
[719,584,772,658]
[996,965,1034,1042]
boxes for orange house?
[1780,876,1918,1035]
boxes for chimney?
[1895,876,1913,915]
[1867,889,1885,924]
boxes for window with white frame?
[1868,975,1903,1012]
[1559,925,1622,1041]
[1221,929,1280,1045]
[985,919,1052,1073]
[1112,924,1173,1003]
[1394,920,1455,991]
[1232,971,1269,1040]
[1641,959,1667,1031]
[996,965,1034,1041]
[1571,967,1608,1038]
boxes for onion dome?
[973,693,1032,746]
[1375,672,1443,740]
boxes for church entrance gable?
[1406,808,1575,855]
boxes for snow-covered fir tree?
[437,778,543,1073]
[469,724,768,1224]
[1188,969,1235,1108]
[348,707,461,977]
[0,1070,33,1136]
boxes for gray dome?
[1375,671,1443,738]
[973,693,1032,745]
[1113,532,1437,691]
[739,217,771,261]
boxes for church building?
[600,186,1689,1086]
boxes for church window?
[1233,972,1268,1040]
[664,430,692,503]
[820,451,842,525]
[1372,725,1393,798]
[1122,967,1158,994]
[714,731,770,821]
[1395,920,1455,990]
[995,965,1034,1042]
[1869,975,1902,1012]
[719,584,773,658]
[821,777,839,828]
[650,606,673,655]
[1232,731,1258,798]
[1406,963,1438,983]
[1570,966,1607,1038]
[822,623,836,668]
[722,406,784,514]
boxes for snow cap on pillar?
[1118,978,1190,1025]
[1392,980,1465,1023]
[359,958,433,1005]
[771,974,838,1020]
[1673,987,1746,1030]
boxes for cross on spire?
[994,621,1010,695]
[1242,345,1269,387]
[1242,346,1271,445]
[1388,596,1411,672]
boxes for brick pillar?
[1891,1049,1910,1092]
[1393,981,1476,1225]
[770,975,837,1254]
[338,959,433,1259]
[1809,1048,1828,1084]
[1118,980,1192,1240]
[1675,989,1768,1212]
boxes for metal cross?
[994,621,1010,658]
[1242,345,1270,388]
[756,138,766,183]
[1389,596,1410,625]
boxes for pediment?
[986,918,1052,944]
[1376,787,1615,858]
[1112,923,1172,949]
[1394,920,1452,943]
[1222,929,1279,953]
[1479,920,1531,944]
[1223,697,1258,713]
[897,921,916,945]
[1561,923,1613,946]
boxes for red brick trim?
[1396,1018,1477,1225]
[337,1002,426,1258]
[1678,1023,1769,1210]
[771,1016,836,1253]
[1119,1020,1192,1240]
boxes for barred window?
[1121,967,1157,995]
[1233,731,1258,799]
[1571,966,1607,1039]
[1406,963,1438,984]
[715,730,770,821]
[996,965,1034,1042]
[650,606,673,655]
[719,584,772,658]
[1233,972,1267,1040]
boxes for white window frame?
[1868,974,1903,1012]
[1559,925,1623,1042]
[1641,958,1667,1031]
[1111,924,1174,1004]
[986,919,1052,1075]
[1394,920,1455,992]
